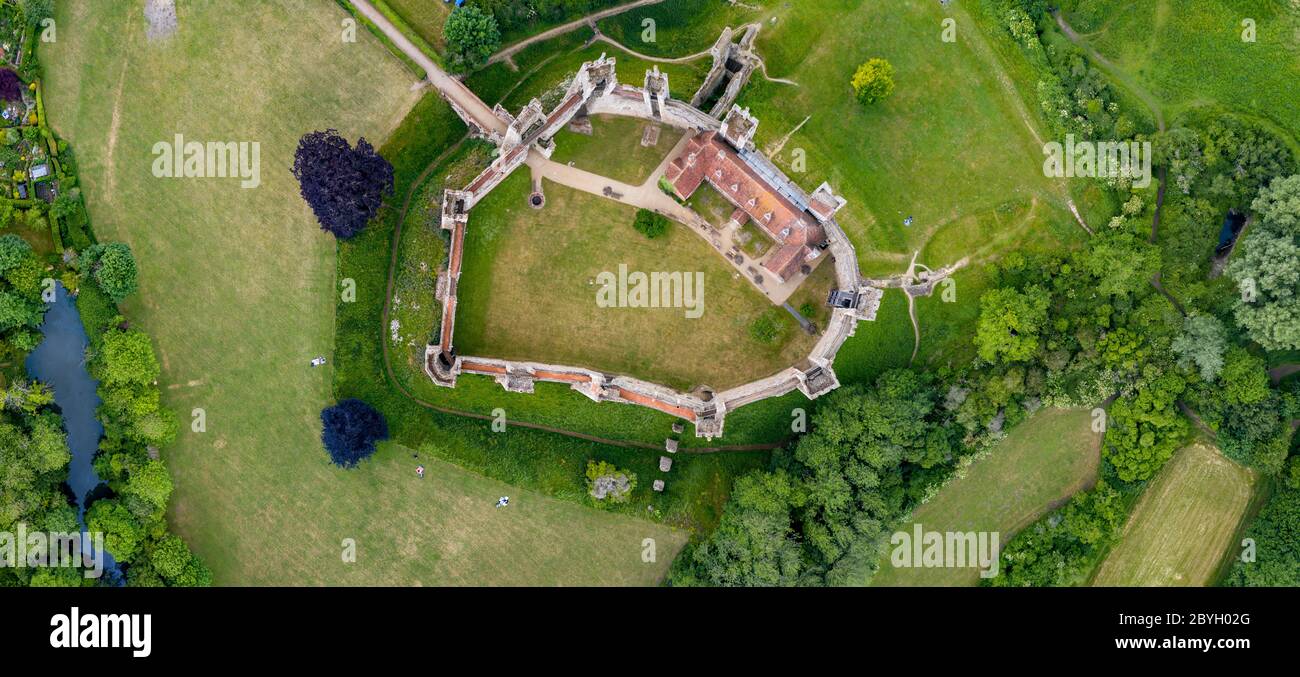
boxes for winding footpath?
[952,7,1093,235]
[488,0,668,66]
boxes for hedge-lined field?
[1091,443,1258,587]
[870,408,1101,586]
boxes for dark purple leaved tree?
[0,70,24,102]
[292,130,393,240]
[320,399,389,469]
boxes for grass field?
[453,171,819,391]
[381,0,452,52]
[597,0,760,59]
[260,440,687,585]
[549,115,681,185]
[870,408,1102,586]
[736,0,1085,271]
[1091,443,1258,587]
[1062,0,1300,146]
[42,0,690,585]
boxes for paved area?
[526,138,813,304]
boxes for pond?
[25,281,121,582]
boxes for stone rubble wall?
[586,85,722,132]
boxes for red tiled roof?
[808,195,837,220]
[665,132,825,249]
[615,388,696,420]
[462,362,507,375]
[764,243,809,282]
[535,370,591,384]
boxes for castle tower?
[719,105,759,151]
[644,66,670,118]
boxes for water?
[25,282,121,581]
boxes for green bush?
[748,310,781,344]
[632,208,669,239]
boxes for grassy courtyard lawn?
[1091,443,1258,587]
[1067,0,1300,146]
[784,261,837,330]
[686,183,740,229]
[870,408,1102,586]
[549,115,680,185]
[453,171,816,392]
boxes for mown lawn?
[453,171,819,392]
[1091,443,1258,587]
[42,0,692,585]
[549,114,681,185]
[870,408,1102,586]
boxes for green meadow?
[43,0,691,585]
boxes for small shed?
[659,456,673,472]
[653,480,665,492]
[665,438,679,454]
